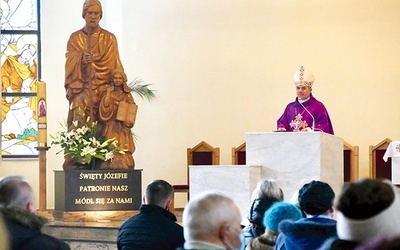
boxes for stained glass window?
[1,0,40,158]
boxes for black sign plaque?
[54,169,142,211]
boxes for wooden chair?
[343,141,359,182]
[369,138,392,179]
[170,141,220,213]
[232,142,246,165]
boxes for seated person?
[277,66,334,134]
[242,179,284,249]
[180,192,242,250]
[117,180,184,250]
[275,180,337,250]
[0,176,70,249]
[246,201,303,250]
[319,178,400,250]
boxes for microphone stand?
[299,101,315,131]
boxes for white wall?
[1,0,400,209]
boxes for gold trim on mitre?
[293,66,315,87]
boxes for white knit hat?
[337,183,400,242]
[293,66,314,87]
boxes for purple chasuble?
[277,94,334,135]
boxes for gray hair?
[252,179,284,200]
[0,176,34,210]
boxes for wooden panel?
[232,142,246,165]
[369,138,392,178]
[172,141,219,213]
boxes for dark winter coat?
[0,207,70,250]
[242,197,280,249]
[117,204,184,250]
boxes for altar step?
[41,209,183,250]
[42,221,121,250]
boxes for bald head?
[182,192,241,243]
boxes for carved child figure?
[98,71,137,169]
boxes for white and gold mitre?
[293,66,314,87]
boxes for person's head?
[143,180,173,209]
[0,176,36,213]
[298,180,334,216]
[263,201,303,232]
[252,179,284,201]
[247,179,284,227]
[110,70,131,92]
[82,0,102,30]
[182,192,242,250]
[18,44,36,64]
[293,66,314,101]
[111,70,126,86]
[336,178,400,243]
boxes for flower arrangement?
[51,117,126,164]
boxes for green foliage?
[50,118,127,164]
[128,78,156,101]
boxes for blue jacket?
[117,204,184,250]
[275,217,337,250]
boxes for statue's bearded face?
[84,5,102,30]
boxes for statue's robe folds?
[63,28,124,170]
[64,28,124,125]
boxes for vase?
[73,157,90,170]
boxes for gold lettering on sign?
[103,172,128,180]
[79,173,103,180]
[116,198,133,204]
[75,197,95,204]
[73,171,135,208]
[112,185,129,191]
[79,185,111,192]
[96,198,106,205]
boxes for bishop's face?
[296,86,312,100]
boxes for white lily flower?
[81,146,97,156]
[105,151,114,161]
